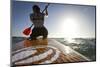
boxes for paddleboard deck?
[24,38,48,48]
[12,39,90,66]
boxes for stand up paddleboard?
[12,39,90,66]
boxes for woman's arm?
[45,8,48,16]
[42,3,49,16]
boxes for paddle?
[23,24,33,36]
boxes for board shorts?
[30,26,48,40]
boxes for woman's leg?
[30,34,37,40]
[29,27,48,40]
[41,27,48,39]
[29,28,38,40]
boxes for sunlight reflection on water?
[64,38,75,43]
[64,46,72,54]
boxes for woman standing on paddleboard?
[29,4,49,40]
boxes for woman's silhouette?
[29,5,48,40]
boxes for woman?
[29,5,48,40]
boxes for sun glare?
[61,18,78,38]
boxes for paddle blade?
[23,27,31,36]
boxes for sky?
[11,0,96,38]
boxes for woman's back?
[30,13,45,27]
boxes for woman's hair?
[32,5,40,13]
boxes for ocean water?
[56,38,96,61]
[12,37,96,61]
[12,37,25,51]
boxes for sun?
[60,17,78,38]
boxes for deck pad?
[24,38,48,48]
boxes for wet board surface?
[24,39,48,48]
[12,39,90,66]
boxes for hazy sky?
[11,1,96,38]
